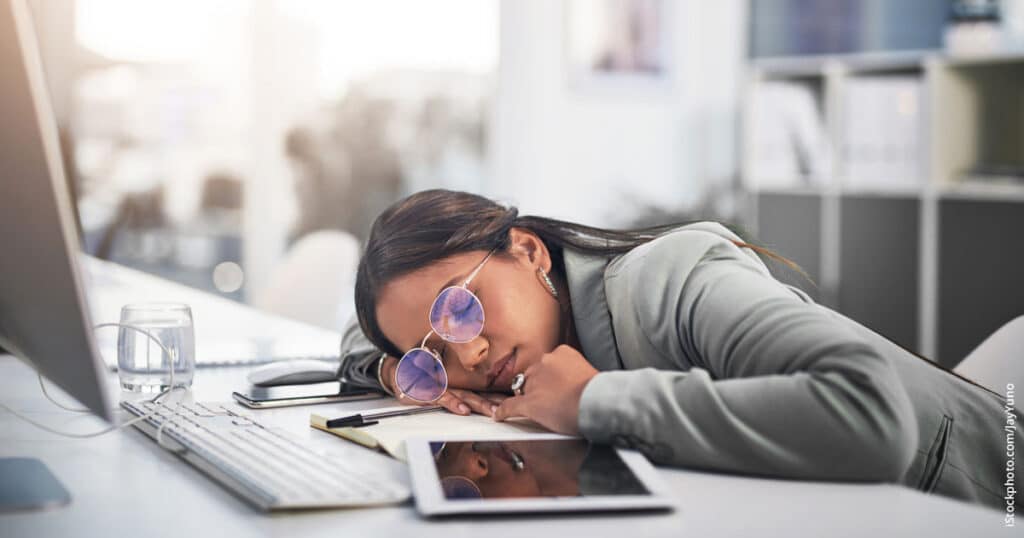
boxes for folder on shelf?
[749,81,832,189]
[842,76,923,190]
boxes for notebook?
[310,405,549,461]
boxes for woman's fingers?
[449,389,498,416]
[436,392,471,415]
[395,391,469,415]
[491,395,527,422]
[402,389,513,418]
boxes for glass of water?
[117,303,195,392]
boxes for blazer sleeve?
[336,312,388,392]
[576,238,918,482]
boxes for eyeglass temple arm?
[420,248,494,350]
[461,249,496,287]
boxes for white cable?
[92,322,178,399]
[0,397,179,438]
[1,322,186,450]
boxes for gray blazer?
[339,222,1018,510]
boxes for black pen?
[325,405,445,428]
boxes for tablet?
[406,434,676,516]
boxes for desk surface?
[0,266,1009,537]
[1,356,1008,537]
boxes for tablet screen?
[430,439,650,500]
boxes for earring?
[537,268,558,299]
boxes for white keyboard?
[121,399,410,510]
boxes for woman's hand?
[491,344,600,435]
[444,388,509,417]
[380,355,508,416]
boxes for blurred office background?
[25,0,1024,368]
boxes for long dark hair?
[354,189,798,358]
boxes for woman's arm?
[577,239,918,482]
[337,313,389,391]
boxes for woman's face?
[375,228,564,393]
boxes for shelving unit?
[742,51,1024,367]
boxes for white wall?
[488,0,746,226]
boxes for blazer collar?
[562,247,624,371]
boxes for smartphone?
[232,381,382,409]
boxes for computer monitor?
[0,0,113,421]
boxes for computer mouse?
[247,359,340,386]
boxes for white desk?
[0,267,1009,537]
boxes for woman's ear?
[507,227,550,271]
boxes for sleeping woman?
[337,189,1019,510]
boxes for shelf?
[745,23,1024,363]
[941,50,1024,68]
[938,181,1024,201]
[752,50,932,77]
[843,51,931,74]
[751,185,826,197]
[751,49,1024,78]
[839,186,924,198]
[751,60,826,78]
[753,183,1024,201]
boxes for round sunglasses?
[441,476,482,500]
[394,249,496,402]
[431,442,484,499]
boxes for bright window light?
[281,0,498,96]
[75,0,248,62]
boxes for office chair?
[953,315,1024,394]
[252,230,360,331]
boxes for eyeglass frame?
[393,248,497,402]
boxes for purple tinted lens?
[395,348,447,402]
[429,287,483,343]
[441,476,482,500]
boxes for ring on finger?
[510,373,526,396]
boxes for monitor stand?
[0,458,71,513]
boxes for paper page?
[311,405,549,462]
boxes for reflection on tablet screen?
[430,439,649,500]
